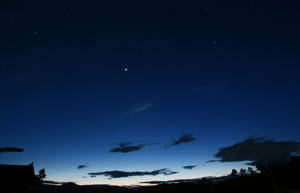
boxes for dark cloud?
[206,160,219,163]
[88,168,178,179]
[171,134,196,146]
[0,146,24,153]
[110,141,145,153]
[140,181,169,185]
[183,165,197,170]
[43,180,63,185]
[77,165,87,169]
[212,136,300,165]
[166,171,178,175]
[141,178,200,185]
[140,181,167,185]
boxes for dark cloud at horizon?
[43,180,63,185]
[110,141,146,153]
[206,160,219,163]
[88,168,178,179]
[170,134,196,146]
[211,136,300,165]
[141,178,200,185]
[0,146,24,153]
[77,165,87,169]
[183,165,197,170]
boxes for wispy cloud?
[88,168,178,179]
[130,102,153,114]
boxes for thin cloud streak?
[182,165,197,170]
[131,102,153,114]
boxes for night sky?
[1,0,300,186]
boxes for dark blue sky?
[1,0,300,185]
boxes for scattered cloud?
[168,134,196,147]
[88,168,178,179]
[131,102,153,114]
[211,136,300,165]
[183,165,197,170]
[0,146,24,153]
[77,165,87,169]
[110,142,146,153]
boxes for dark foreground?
[30,175,300,193]
[5,157,300,193]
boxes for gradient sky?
[1,0,300,186]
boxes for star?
[124,67,128,72]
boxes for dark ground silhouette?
[122,157,300,193]
[0,163,38,193]
[1,156,300,193]
[26,156,300,193]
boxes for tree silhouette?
[230,169,238,176]
[247,167,255,175]
[36,169,46,183]
[198,177,211,186]
[239,168,246,176]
